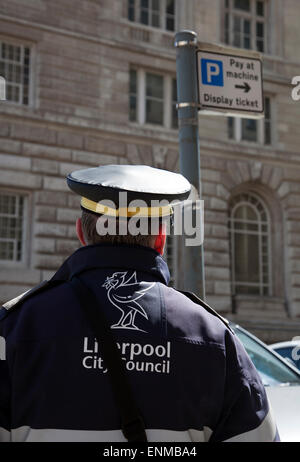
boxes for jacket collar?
[51,243,170,285]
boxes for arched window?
[229,192,271,296]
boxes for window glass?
[256,0,264,16]
[146,73,163,99]
[229,193,270,296]
[264,97,271,144]
[0,42,30,105]
[228,100,272,145]
[152,12,160,27]
[130,70,176,128]
[151,0,160,27]
[234,329,300,386]
[234,233,260,283]
[129,69,137,94]
[234,0,250,11]
[256,22,264,37]
[128,0,135,21]
[243,36,251,49]
[256,39,264,52]
[145,73,163,124]
[172,78,178,129]
[242,118,257,142]
[228,117,234,139]
[140,9,149,25]
[225,13,230,44]
[166,0,175,14]
[264,121,271,144]
[226,0,266,52]
[166,16,175,31]
[244,19,250,34]
[140,0,149,25]
[243,19,251,49]
[146,99,163,124]
[130,0,175,32]
[129,69,137,122]
[275,347,300,371]
[166,0,175,31]
[264,96,270,118]
[233,16,241,47]
[0,194,25,262]
[234,204,257,221]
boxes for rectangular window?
[151,0,160,28]
[256,0,264,16]
[264,96,271,145]
[0,41,31,105]
[129,68,177,129]
[234,0,250,11]
[165,0,175,31]
[140,0,150,26]
[228,96,272,145]
[0,193,26,262]
[225,12,230,44]
[228,117,234,139]
[128,0,176,31]
[224,0,267,53]
[128,0,135,21]
[146,73,163,125]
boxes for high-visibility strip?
[10,426,211,442]
[0,427,11,442]
[0,335,5,360]
[81,197,173,218]
[224,410,277,442]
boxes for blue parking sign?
[201,59,224,87]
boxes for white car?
[269,340,300,371]
[230,323,300,442]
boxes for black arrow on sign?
[235,82,251,93]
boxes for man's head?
[67,164,191,255]
[76,208,167,255]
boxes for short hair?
[81,208,158,248]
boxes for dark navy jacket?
[0,244,278,442]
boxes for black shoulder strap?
[69,275,147,443]
[176,289,235,334]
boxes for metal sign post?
[175,30,205,300]
[174,31,264,300]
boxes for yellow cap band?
[81,197,173,218]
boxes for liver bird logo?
[102,271,155,332]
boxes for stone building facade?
[0,0,299,342]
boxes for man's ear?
[76,218,86,246]
[154,223,166,256]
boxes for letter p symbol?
[201,59,224,87]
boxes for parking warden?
[0,165,279,442]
